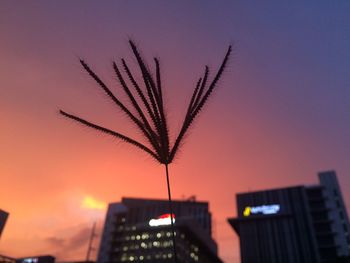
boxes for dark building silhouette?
[97,197,222,263]
[0,254,16,263]
[16,256,55,263]
[0,209,9,238]
[228,171,350,263]
[0,255,56,263]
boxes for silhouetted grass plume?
[60,40,231,262]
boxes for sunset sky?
[1,1,350,262]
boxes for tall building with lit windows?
[97,197,222,263]
[228,171,350,263]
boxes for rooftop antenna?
[86,221,96,262]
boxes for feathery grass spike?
[59,40,232,263]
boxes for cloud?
[44,225,96,261]
[67,227,91,250]
[45,237,65,248]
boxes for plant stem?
[165,163,178,263]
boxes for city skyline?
[1,1,350,262]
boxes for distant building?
[228,171,350,263]
[0,254,16,263]
[0,209,9,238]
[98,197,222,263]
[16,256,55,263]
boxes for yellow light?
[82,196,107,210]
[243,206,251,217]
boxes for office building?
[16,256,55,263]
[0,209,9,238]
[0,255,55,263]
[98,197,222,263]
[0,254,16,263]
[228,171,350,263]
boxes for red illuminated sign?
[149,214,175,226]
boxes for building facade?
[228,171,350,263]
[0,209,9,239]
[0,254,16,263]
[97,197,222,263]
[16,256,55,263]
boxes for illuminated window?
[153,241,160,247]
[141,233,149,239]
[23,259,38,263]
[163,240,172,247]
[141,242,147,248]
[121,253,128,262]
